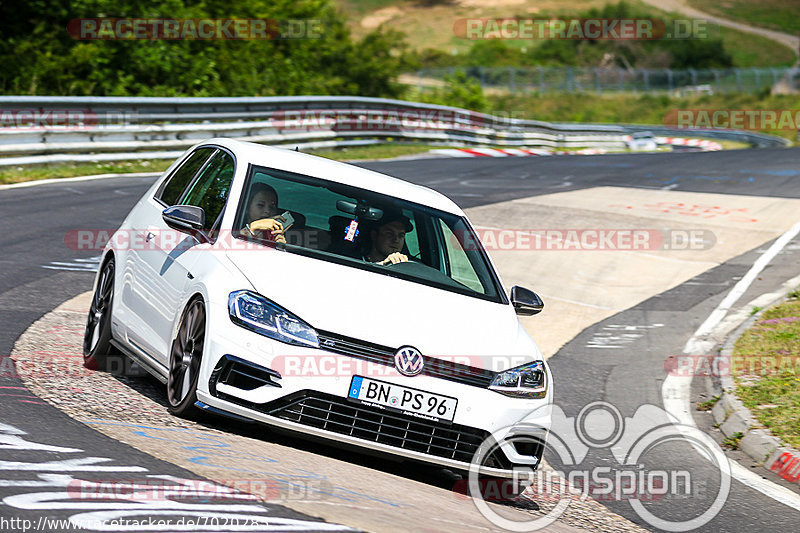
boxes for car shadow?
[108,361,541,512]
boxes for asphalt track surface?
[1,147,800,531]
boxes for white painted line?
[469,148,508,157]
[0,172,162,191]
[429,149,475,157]
[684,221,800,354]
[41,266,97,272]
[663,220,800,510]
[727,460,800,510]
[499,148,529,156]
[663,375,800,511]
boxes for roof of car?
[200,138,464,215]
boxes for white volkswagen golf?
[84,138,552,477]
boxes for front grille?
[316,330,495,388]
[266,391,493,464]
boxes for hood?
[226,248,540,370]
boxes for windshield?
[234,165,504,303]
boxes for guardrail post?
[538,66,544,93]
[754,69,760,93]
[689,68,697,86]
[595,68,601,94]
[643,69,649,93]
[709,69,720,93]
[667,69,673,92]
[736,69,742,92]
[509,67,515,92]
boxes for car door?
[121,147,215,360]
[127,147,235,365]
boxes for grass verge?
[0,144,449,185]
[687,0,800,40]
[0,160,171,185]
[732,292,800,449]
[716,24,796,68]
[309,143,443,160]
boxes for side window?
[438,220,484,293]
[404,211,421,259]
[156,147,215,206]
[181,151,236,233]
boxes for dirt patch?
[361,6,403,29]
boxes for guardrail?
[0,96,789,166]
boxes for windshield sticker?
[344,220,359,242]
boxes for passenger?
[243,183,286,244]
[364,212,413,265]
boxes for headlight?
[489,360,547,399]
[228,290,319,348]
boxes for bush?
[417,70,488,112]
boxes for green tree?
[0,0,410,97]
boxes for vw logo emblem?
[394,346,424,377]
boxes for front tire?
[167,297,205,418]
[83,257,118,371]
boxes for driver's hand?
[378,252,408,265]
[248,218,286,244]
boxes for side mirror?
[510,286,544,316]
[162,205,205,233]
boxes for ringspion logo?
[467,401,730,531]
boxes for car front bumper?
[197,302,552,477]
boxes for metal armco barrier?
[0,96,789,166]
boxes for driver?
[364,212,413,265]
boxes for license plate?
[347,376,457,423]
